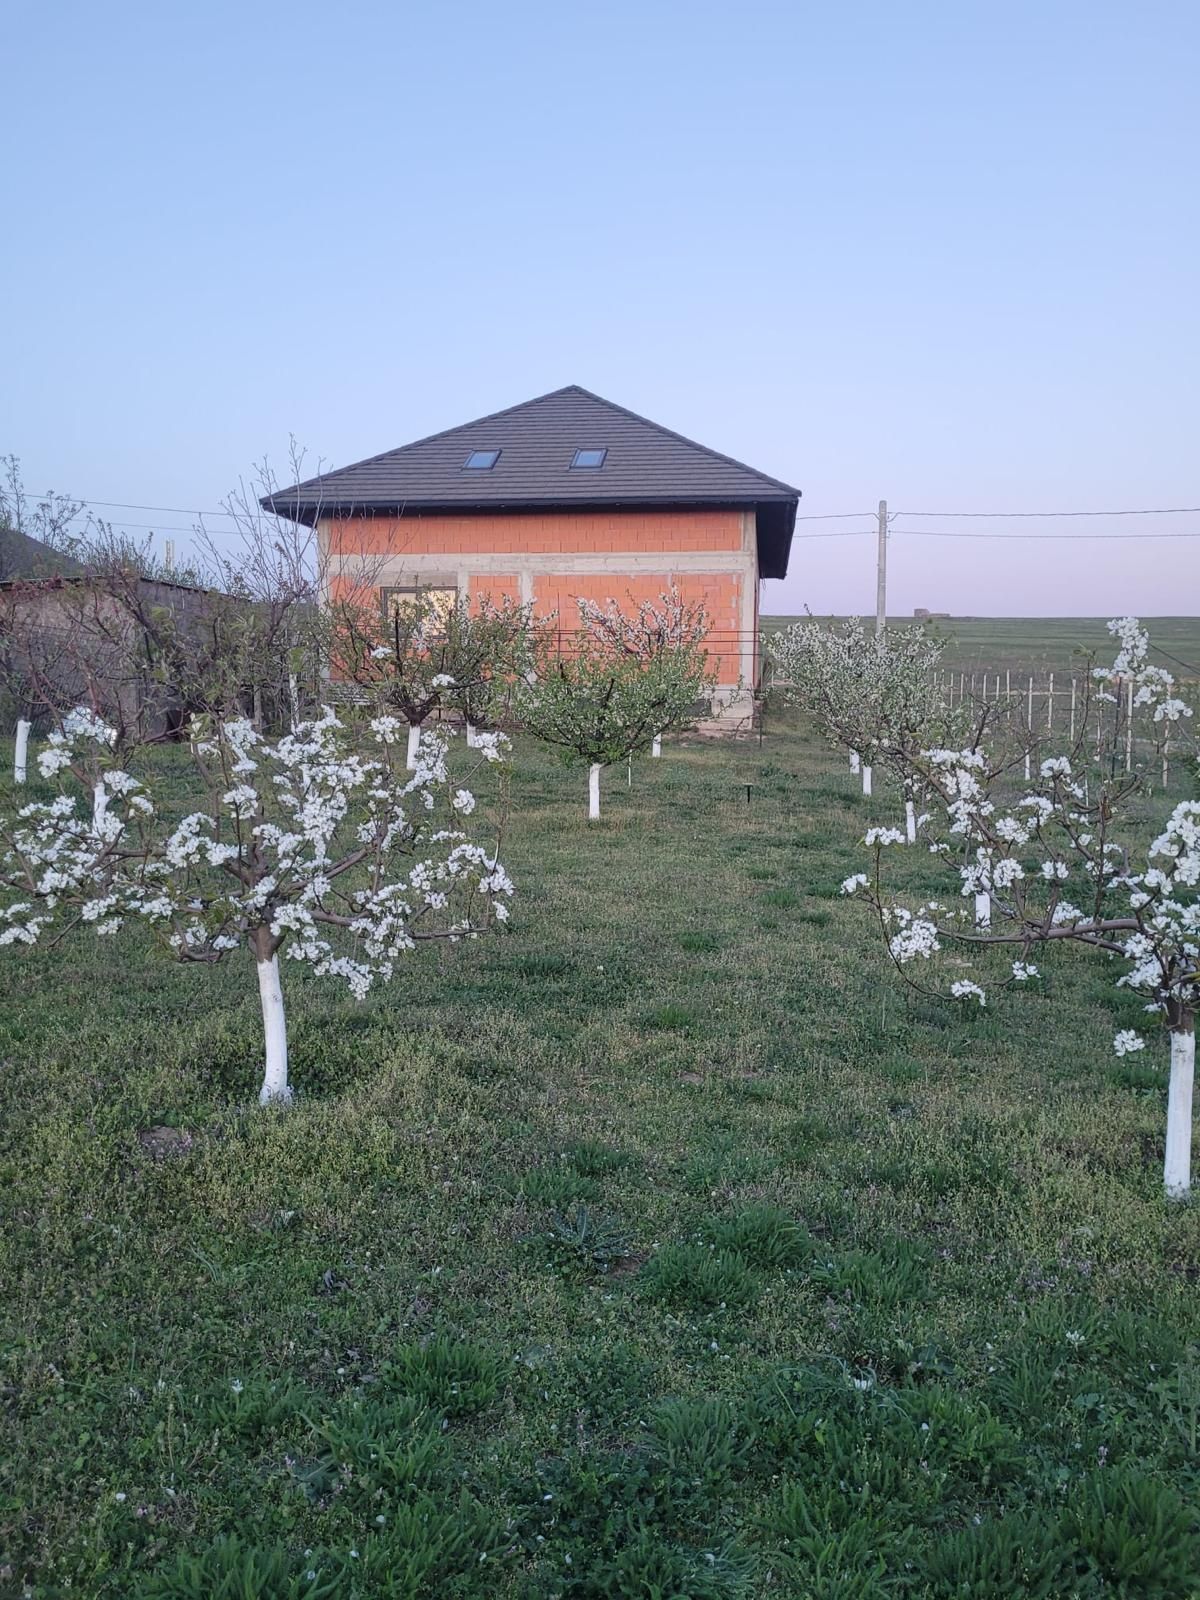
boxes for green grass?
[763,614,1200,677]
[1,721,1199,1597]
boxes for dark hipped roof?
[262,385,801,579]
[0,523,84,582]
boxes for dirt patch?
[137,1126,193,1160]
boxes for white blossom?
[950,980,986,1006]
[1113,1030,1146,1057]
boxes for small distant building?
[914,607,951,622]
[0,533,261,737]
[262,385,801,725]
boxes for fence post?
[1047,672,1054,732]
[1069,678,1076,742]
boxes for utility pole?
[875,499,888,637]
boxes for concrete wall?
[322,507,761,721]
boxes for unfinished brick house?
[263,386,800,724]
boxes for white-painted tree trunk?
[849,750,860,774]
[14,719,31,784]
[288,671,299,731]
[588,762,601,821]
[466,722,480,748]
[974,892,991,929]
[256,952,292,1106]
[904,799,916,844]
[1024,751,1031,782]
[862,764,872,797]
[406,723,421,769]
[1164,1023,1194,1200]
[92,782,108,834]
[652,734,662,758]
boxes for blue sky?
[5,0,1197,615]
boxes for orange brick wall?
[327,508,743,556]
[467,573,520,610]
[533,572,742,681]
[324,508,756,688]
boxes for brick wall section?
[328,509,743,557]
[324,507,759,703]
[534,572,741,681]
[467,574,520,609]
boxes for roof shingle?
[263,386,801,578]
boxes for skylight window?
[463,449,501,470]
[570,447,607,469]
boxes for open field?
[763,616,1200,677]
[2,723,1199,1597]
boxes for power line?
[1150,644,1200,675]
[31,498,238,522]
[83,498,239,519]
[896,505,1200,519]
[794,510,876,521]
[896,528,1200,542]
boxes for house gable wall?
[322,506,761,709]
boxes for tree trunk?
[1165,1016,1194,1200]
[862,764,872,798]
[652,734,662,758]
[92,782,108,834]
[255,939,291,1106]
[588,762,601,821]
[974,892,991,929]
[905,799,916,844]
[466,722,480,748]
[287,671,299,731]
[406,723,421,769]
[849,750,860,774]
[14,719,30,784]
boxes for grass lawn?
[1,717,1198,1598]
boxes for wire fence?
[935,668,1195,781]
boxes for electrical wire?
[793,510,876,521]
[894,528,1200,541]
[896,505,1200,519]
[76,498,238,519]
